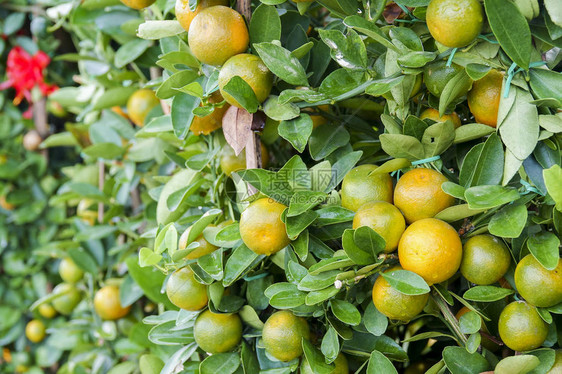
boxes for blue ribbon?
[391,155,441,179]
[503,61,548,98]
[446,48,458,67]
[519,179,542,196]
[243,272,270,282]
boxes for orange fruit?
[498,301,548,351]
[220,143,269,176]
[25,320,46,343]
[393,168,454,224]
[0,195,15,211]
[303,104,331,129]
[58,257,84,284]
[179,227,218,260]
[190,91,230,135]
[218,53,273,107]
[340,164,394,212]
[420,108,461,129]
[165,267,208,311]
[514,254,562,308]
[188,6,249,66]
[301,353,349,374]
[193,310,243,353]
[372,266,429,321]
[426,0,484,48]
[423,61,464,98]
[352,201,406,253]
[460,235,511,285]
[262,310,310,362]
[94,285,131,320]
[175,0,228,32]
[239,198,290,255]
[120,0,156,9]
[38,304,57,319]
[111,106,129,120]
[51,283,82,315]
[22,130,42,151]
[467,70,504,127]
[398,218,462,285]
[127,89,160,127]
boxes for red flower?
[0,46,58,112]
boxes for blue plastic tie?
[477,34,499,44]
[446,48,458,67]
[503,61,548,98]
[519,179,542,196]
[243,272,270,282]
[412,155,441,165]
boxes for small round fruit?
[262,310,310,362]
[498,301,548,352]
[218,53,273,107]
[23,130,42,151]
[0,195,15,211]
[239,198,290,256]
[301,353,349,374]
[38,304,57,319]
[120,0,156,9]
[423,61,464,98]
[420,108,461,129]
[548,350,562,374]
[467,70,503,127]
[58,257,84,284]
[220,143,269,176]
[394,168,454,223]
[352,201,406,253]
[340,164,394,212]
[127,89,160,127]
[460,235,511,285]
[514,254,562,308]
[52,283,82,315]
[398,218,462,285]
[190,92,230,135]
[175,0,228,32]
[426,0,484,48]
[166,267,208,311]
[25,320,46,343]
[188,6,249,66]
[372,266,429,321]
[178,228,218,260]
[193,310,243,353]
[94,285,131,320]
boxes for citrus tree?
[1,0,562,373]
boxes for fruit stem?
[432,289,468,346]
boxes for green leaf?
[527,232,561,271]
[319,69,366,97]
[308,125,350,161]
[321,327,339,363]
[465,64,492,81]
[137,20,185,40]
[494,355,540,374]
[439,69,472,116]
[342,229,375,265]
[453,123,495,144]
[171,93,200,139]
[464,185,520,209]
[365,76,406,97]
[223,244,264,286]
[249,4,281,46]
[125,257,175,309]
[397,51,436,68]
[463,286,514,302]
[157,70,198,100]
[279,114,313,153]
[488,203,528,238]
[442,346,489,374]
[441,182,466,200]
[367,350,398,374]
[422,120,456,157]
[544,164,562,211]
[379,134,424,161]
[269,289,306,309]
[498,86,539,162]
[139,247,162,267]
[331,299,361,326]
[381,270,430,295]
[302,340,334,374]
[263,96,300,121]
[318,29,367,70]
[434,204,486,222]
[139,354,165,374]
[459,133,504,187]
[306,286,340,305]
[200,352,240,374]
[286,210,318,240]
[254,42,308,86]
[459,311,481,334]
[288,191,326,217]
[222,76,260,113]
[353,226,386,258]
[529,69,562,104]
[114,39,151,68]
[364,302,388,336]
[343,15,396,51]
[93,86,138,110]
[82,143,124,159]
[484,0,532,69]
